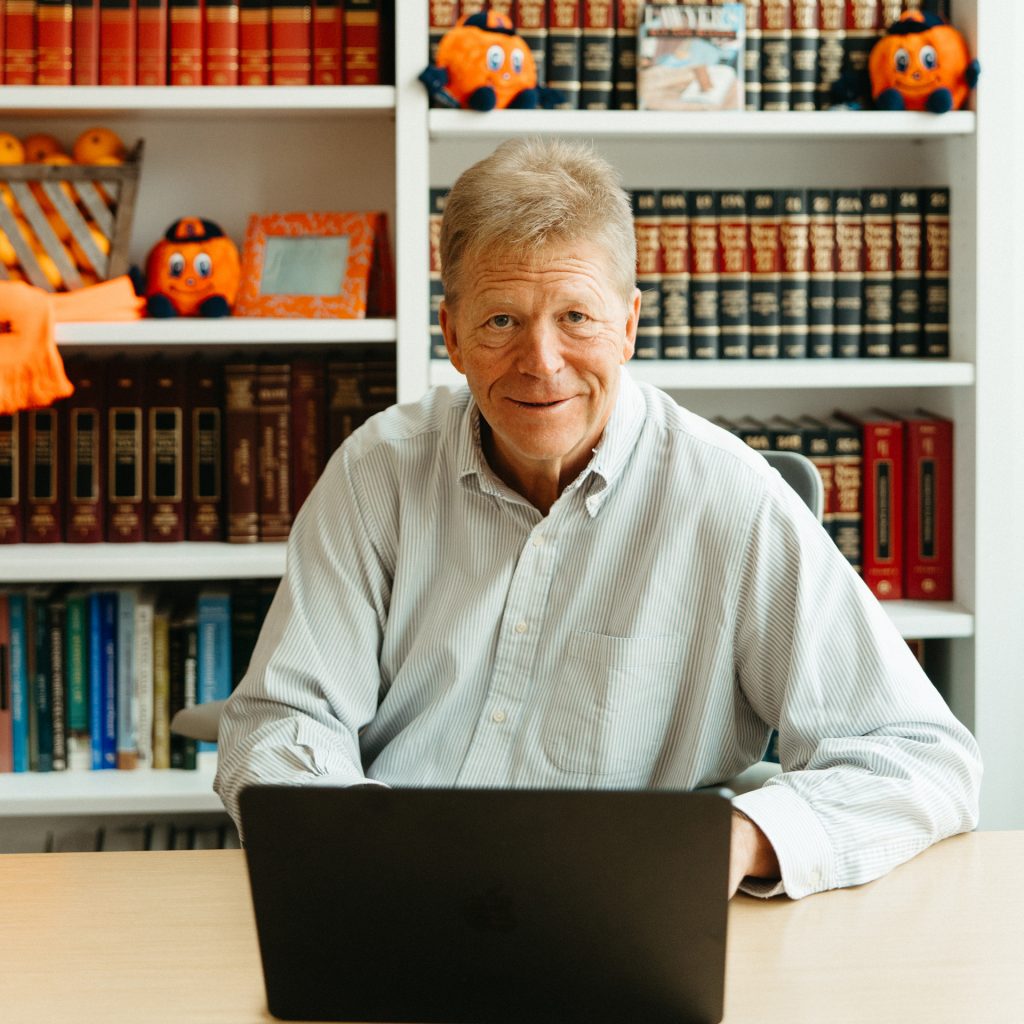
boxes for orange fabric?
[0,275,144,414]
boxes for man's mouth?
[509,397,570,409]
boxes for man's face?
[441,240,639,492]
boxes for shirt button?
[532,535,544,548]
[491,709,507,724]
[514,621,527,634]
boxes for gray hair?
[439,137,636,308]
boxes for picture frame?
[233,210,393,318]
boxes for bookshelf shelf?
[0,543,286,583]
[429,359,976,391]
[429,109,977,142]
[56,318,398,347]
[0,755,221,816]
[0,85,396,117]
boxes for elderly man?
[214,138,980,899]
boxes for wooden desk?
[0,831,1020,1024]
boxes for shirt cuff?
[302,775,390,789]
[732,781,836,899]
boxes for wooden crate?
[0,139,143,292]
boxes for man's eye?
[564,310,588,324]
[488,314,513,329]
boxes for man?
[214,138,980,899]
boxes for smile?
[508,397,571,409]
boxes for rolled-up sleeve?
[731,479,982,900]
[213,440,394,831]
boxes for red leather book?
[256,362,292,542]
[289,357,325,517]
[342,0,376,84]
[4,0,37,84]
[99,0,136,84]
[239,0,270,83]
[107,359,146,544]
[224,362,260,544]
[0,413,23,544]
[0,0,5,84]
[311,0,341,84]
[25,406,63,543]
[136,0,168,84]
[838,409,903,600]
[63,358,106,544]
[205,0,240,84]
[146,358,187,543]
[188,360,224,542]
[36,0,73,84]
[270,0,310,84]
[72,0,100,83]
[169,0,203,84]
[903,411,953,601]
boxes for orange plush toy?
[145,217,240,317]
[869,10,979,113]
[419,11,562,111]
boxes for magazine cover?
[637,4,746,111]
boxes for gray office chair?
[171,450,826,790]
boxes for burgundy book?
[169,0,203,84]
[342,0,377,84]
[289,357,325,518]
[902,411,953,601]
[36,0,74,84]
[204,0,240,84]
[256,362,292,542]
[25,406,62,544]
[224,362,260,544]
[838,409,903,600]
[271,0,310,83]
[0,412,23,544]
[239,0,271,83]
[99,0,136,84]
[4,0,37,83]
[136,0,168,84]
[64,358,106,544]
[188,360,224,542]
[0,594,11,772]
[311,0,341,83]
[107,359,146,544]
[72,0,101,84]
[146,358,187,543]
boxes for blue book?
[8,592,30,772]
[88,591,118,770]
[196,589,232,753]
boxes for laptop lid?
[240,786,732,1024]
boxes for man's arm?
[213,440,395,832]
[730,476,981,900]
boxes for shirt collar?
[455,367,647,516]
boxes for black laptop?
[239,786,732,1024]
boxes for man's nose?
[517,322,564,376]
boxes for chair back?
[761,449,824,522]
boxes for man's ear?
[621,287,641,363]
[440,300,465,375]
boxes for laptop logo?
[462,885,518,932]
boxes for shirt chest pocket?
[541,631,683,777]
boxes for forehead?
[460,240,618,302]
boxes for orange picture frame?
[234,210,392,318]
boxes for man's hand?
[728,810,780,897]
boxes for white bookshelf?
[1,0,1021,829]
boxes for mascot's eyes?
[511,47,525,74]
[194,252,213,278]
[920,44,938,70]
[169,252,185,278]
[894,47,910,73]
[486,44,504,72]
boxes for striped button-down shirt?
[214,371,981,899]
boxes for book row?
[719,407,953,601]
[429,1,945,112]
[0,580,277,774]
[0,0,390,86]
[429,186,952,361]
[0,350,397,545]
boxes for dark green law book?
[687,191,719,360]
[747,190,781,360]
[660,190,691,360]
[807,189,836,357]
[923,187,951,358]
[892,187,923,358]
[633,189,663,360]
[861,188,894,358]
[716,190,750,359]
[779,189,810,359]
[833,190,864,358]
